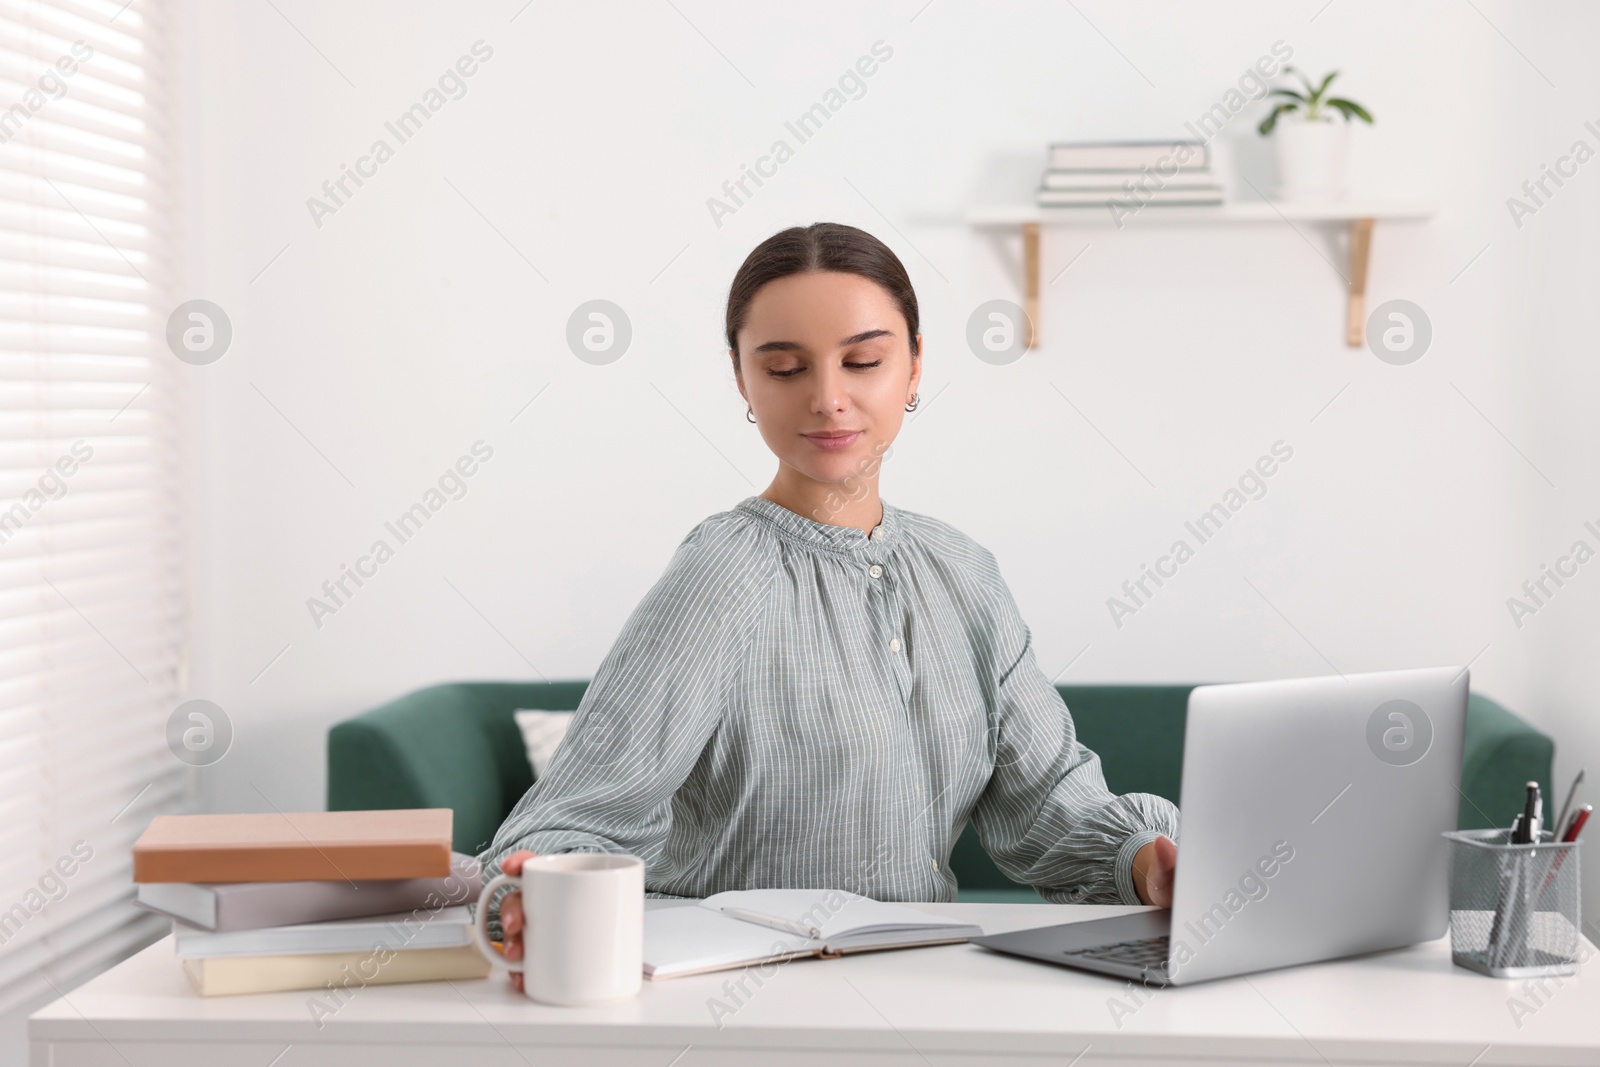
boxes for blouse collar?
[735,494,901,554]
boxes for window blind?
[0,0,185,1014]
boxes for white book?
[1041,170,1219,191]
[1047,141,1210,172]
[183,944,489,996]
[1036,187,1224,207]
[173,905,474,959]
[643,889,982,979]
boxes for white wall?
[179,1,1598,919]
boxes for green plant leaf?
[1327,97,1374,123]
[1258,102,1298,136]
[1313,70,1338,105]
[1267,87,1307,103]
[1285,64,1317,99]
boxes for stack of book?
[132,808,491,996]
[1037,141,1224,208]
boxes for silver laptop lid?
[1165,666,1468,985]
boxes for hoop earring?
[905,393,920,412]
[746,406,756,423]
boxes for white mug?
[473,853,644,1006]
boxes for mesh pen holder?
[1445,828,1581,978]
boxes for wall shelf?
[966,199,1437,349]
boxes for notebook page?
[643,903,818,978]
[701,889,967,941]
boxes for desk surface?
[31,901,1600,1067]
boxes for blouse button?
[868,564,883,578]
[889,638,901,652]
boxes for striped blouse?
[478,494,1179,912]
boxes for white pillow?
[513,709,573,778]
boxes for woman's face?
[734,270,921,489]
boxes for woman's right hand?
[497,849,538,992]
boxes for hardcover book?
[136,852,481,931]
[182,943,489,996]
[133,809,454,883]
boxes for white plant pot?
[1273,118,1348,201]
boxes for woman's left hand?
[1131,835,1178,907]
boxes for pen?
[1520,781,1542,844]
[1489,795,1538,968]
[1564,804,1591,843]
[1492,791,1537,970]
[1534,803,1589,903]
[1514,783,1542,967]
[1554,768,1584,841]
[721,906,821,941]
[1486,813,1522,967]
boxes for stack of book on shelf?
[1037,141,1224,208]
[132,808,490,996]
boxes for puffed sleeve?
[967,548,1180,905]
[475,522,769,906]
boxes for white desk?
[31,901,1600,1066]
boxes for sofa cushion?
[512,709,573,778]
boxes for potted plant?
[1258,67,1374,201]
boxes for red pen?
[1536,803,1590,901]
[1563,804,1591,843]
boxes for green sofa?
[327,682,1553,903]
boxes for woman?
[481,222,1179,988]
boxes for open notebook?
[643,889,983,979]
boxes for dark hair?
[724,222,920,373]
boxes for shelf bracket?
[1346,217,1374,347]
[1008,213,1386,349]
[1023,221,1040,349]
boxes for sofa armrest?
[328,680,588,856]
[327,683,553,856]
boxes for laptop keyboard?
[1064,934,1170,972]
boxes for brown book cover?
[134,809,454,884]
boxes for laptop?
[971,666,1468,986]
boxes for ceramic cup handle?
[472,873,524,973]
